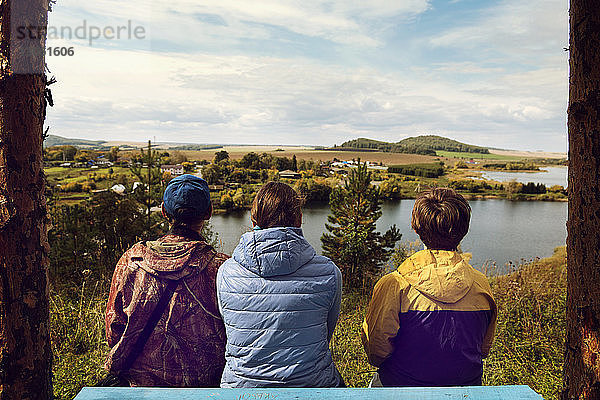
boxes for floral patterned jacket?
[105,228,229,387]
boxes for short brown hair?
[411,188,471,251]
[162,204,212,229]
[251,182,303,229]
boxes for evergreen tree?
[321,160,401,291]
[130,140,163,231]
[108,146,120,162]
[214,150,229,164]
[292,154,298,172]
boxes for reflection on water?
[209,199,567,273]
[474,166,567,187]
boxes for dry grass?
[484,246,566,399]
[51,280,109,399]
[332,246,567,397]
[51,247,567,398]
[180,148,438,165]
[330,292,373,387]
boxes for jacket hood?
[397,249,474,304]
[232,227,316,277]
[133,239,207,280]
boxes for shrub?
[61,182,83,192]
[387,162,445,178]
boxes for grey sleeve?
[327,266,343,342]
[215,265,224,317]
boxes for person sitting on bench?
[105,175,229,387]
[217,182,343,387]
[362,188,497,387]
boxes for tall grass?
[331,246,566,398]
[50,279,109,399]
[330,292,372,387]
[51,247,566,399]
[483,247,566,399]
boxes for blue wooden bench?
[75,385,542,399]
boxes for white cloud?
[43,0,568,152]
[50,0,431,49]
[429,0,567,64]
[45,43,567,151]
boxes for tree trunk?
[563,1,600,399]
[0,0,52,399]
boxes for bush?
[449,179,493,193]
[378,177,404,200]
[388,162,445,178]
[294,178,333,202]
[81,182,97,192]
[61,182,83,192]
[548,185,567,195]
[521,182,547,194]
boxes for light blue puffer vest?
[217,227,341,388]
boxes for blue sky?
[45,0,568,152]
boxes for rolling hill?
[340,135,490,155]
[43,135,106,148]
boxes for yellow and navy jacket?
[361,250,497,387]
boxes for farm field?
[490,149,567,159]
[45,166,135,186]
[436,150,523,160]
[176,147,439,165]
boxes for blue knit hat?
[163,174,211,218]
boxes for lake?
[474,166,568,187]
[210,199,567,273]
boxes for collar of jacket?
[168,225,204,241]
[132,234,211,280]
[232,226,316,278]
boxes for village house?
[278,170,301,179]
[161,164,184,176]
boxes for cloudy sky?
[45,0,569,152]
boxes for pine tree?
[321,160,401,291]
[130,140,163,231]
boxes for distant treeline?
[316,147,380,152]
[169,145,224,150]
[339,135,490,156]
[482,162,540,171]
[388,162,445,178]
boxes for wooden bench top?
[75,385,543,399]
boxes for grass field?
[45,166,138,205]
[52,247,566,399]
[332,247,566,399]
[177,148,439,165]
[45,166,135,182]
